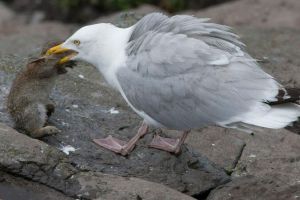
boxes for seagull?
[46,13,300,156]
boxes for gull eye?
[73,40,81,46]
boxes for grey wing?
[129,13,245,56]
[117,16,280,130]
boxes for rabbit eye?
[73,40,81,46]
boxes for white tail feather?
[242,103,300,129]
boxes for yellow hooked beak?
[45,44,69,55]
[45,44,77,64]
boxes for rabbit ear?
[28,57,46,65]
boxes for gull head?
[45,23,124,67]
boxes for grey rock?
[182,0,300,29]
[230,128,300,185]
[91,4,164,27]
[67,172,196,200]
[0,2,14,25]
[0,123,196,199]
[0,171,73,200]
[0,123,77,191]
[207,176,300,200]
[186,127,245,173]
[30,11,46,24]
[0,22,76,56]
[163,127,246,173]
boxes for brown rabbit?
[7,44,75,138]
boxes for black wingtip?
[266,88,300,105]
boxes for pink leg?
[149,130,190,154]
[93,122,149,156]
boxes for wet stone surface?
[0,123,197,200]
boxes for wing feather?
[116,13,281,129]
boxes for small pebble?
[248,154,256,158]
[263,56,269,60]
[108,107,120,114]
[78,74,84,79]
[62,122,69,126]
[59,145,76,155]
[72,104,79,108]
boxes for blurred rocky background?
[2,0,233,23]
[0,0,299,200]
